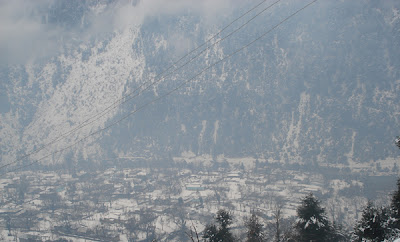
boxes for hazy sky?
[1,0,399,66]
[0,0,244,66]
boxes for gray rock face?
[1,0,399,167]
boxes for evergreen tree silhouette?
[353,201,389,242]
[203,209,235,242]
[295,193,332,242]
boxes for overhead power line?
[2,0,279,170]
[1,0,318,176]
[0,0,277,171]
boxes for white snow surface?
[21,27,145,162]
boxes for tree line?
[195,178,400,242]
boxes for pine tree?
[295,193,332,242]
[203,224,219,242]
[387,178,400,240]
[203,209,235,242]
[395,136,400,149]
[216,209,234,241]
[391,178,400,229]
[353,201,389,242]
[246,213,264,242]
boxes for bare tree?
[246,213,264,242]
[272,199,284,242]
[186,221,201,242]
[41,193,62,213]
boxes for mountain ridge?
[0,0,399,169]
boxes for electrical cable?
[0,0,276,171]
[1,0,318,176]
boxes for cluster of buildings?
[0,159,394,241]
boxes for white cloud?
[0,0,51,65]
[104,0,238,30]
[0,0,246,65]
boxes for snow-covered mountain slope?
[0,0,399,168]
